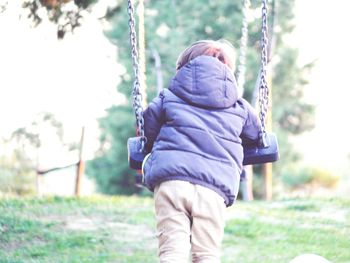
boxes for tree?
[20,0,108,38]
[86,105,141,195]
[0,112,76,195]
[86,0,314,196]
[0,138,36,195]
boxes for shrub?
[282,166,339,189]
[0,155,36,196]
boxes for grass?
[0,196,349,263]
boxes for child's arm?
[143,93,165,152]
[240,99,261,146]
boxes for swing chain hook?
[259,0,269,147]
[127,0,146,150]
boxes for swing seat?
[128,133,279,170]
[128,137,146,170]
[243,132,279,165]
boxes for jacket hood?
[168,55,239,109]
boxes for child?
[142,39,261,262]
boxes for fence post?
[75,126,85,197]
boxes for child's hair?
[176,39,236,71]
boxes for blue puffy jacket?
[143,55,260,206]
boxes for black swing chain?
[127,0,147,151]
[258,0,270,146]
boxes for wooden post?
[75,126,85,197]
[263,163,273,200]
[35,146,43,197]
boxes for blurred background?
[1,0,349,200]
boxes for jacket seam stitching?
[153,148,235,165]
[162,124,242,143]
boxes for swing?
[127,0,279,171]
[237,0,279,165]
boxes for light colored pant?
[154,180,226,263]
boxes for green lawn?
[0,195,349,263]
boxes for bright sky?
[1,1,350,177]
[292,0,350,177]
[0,0,123,161]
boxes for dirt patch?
[38,214,156,246]
[66,217,155,241]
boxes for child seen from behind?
[142,39,261,262]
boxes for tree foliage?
[86,0,315,195]
[0,112,68,195]
[86,105,141,195]
[21,0,102,38]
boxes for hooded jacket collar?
[168,55,239,109]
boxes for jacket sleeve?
[240,99,261,146]
[143,93,165,152]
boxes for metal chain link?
[258,0,269,146]
[236,0,250,96]
[127,0,146,150]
